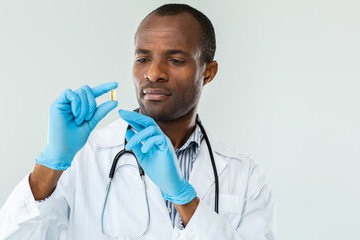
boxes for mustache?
[140,83,172,93]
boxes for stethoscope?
[101,114,219,239]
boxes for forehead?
[135,13,202,54]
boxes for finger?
[55,89,81,117]
[125,128,136,142]
[126,126,158,150]
[141,135,168,153]
[118,109,157,129]
[92,82,118,98]
[75,88,89,125]
[82,85,97,121]
[125,129,143,157]
[121,118,145,133]
[88,100,118,131]
[118,110,145,132]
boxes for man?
[0,4,275,240]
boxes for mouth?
[143,88,171,101]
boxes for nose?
[144,60,169,82]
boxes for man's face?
[133,13,206,121]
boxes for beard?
[135,83,201,122]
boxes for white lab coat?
[0,118,276,240]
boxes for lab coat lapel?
[145,174,173,229]
[189,132,228,200]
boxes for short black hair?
[146,3,216,64]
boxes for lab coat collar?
[92,118,240,160]
[189,128,240,200]
[90,117,240,233]
[92,118,127,148]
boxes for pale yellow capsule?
[110,89,116,101]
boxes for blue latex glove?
[118,109,197,205]
[36,82,118,170]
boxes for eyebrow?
[135,48,191,57]
[166,49,191,57]
[135,49,150,54]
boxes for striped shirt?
[164,125,203,228]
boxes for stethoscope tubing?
[195,115,219,213]
[102,114,219,239]
[102,163,150,239]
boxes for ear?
[203,61,218,86]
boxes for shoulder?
[206,129,271,199]
[70,118,127,167]
[206,129,257,169]
[66,118,128,176]
[87,118,128,148]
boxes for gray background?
[1,0,359,239]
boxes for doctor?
[0,3,275,240]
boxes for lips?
[143,88,171,101]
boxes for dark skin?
[29,12,218,227]
[133,12,218,226]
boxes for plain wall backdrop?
[0,0,359,239]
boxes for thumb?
[88,101,118,131]
[54,89,81,118]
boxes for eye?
[170,59,185,64]
[136,58,149,63]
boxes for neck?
[141,108,197,150]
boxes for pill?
[110,89,116,101]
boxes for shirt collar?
[175,125,203,153]
[92,118,240,160]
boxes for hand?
[36,82,118,170]
[118,109,197,205]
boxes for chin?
[141,104,197,124]
[140,104,175,121]
[139,100,183,121]
[137,95,198,122]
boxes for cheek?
[178,75,203,98]
[188,67,204,90]
[178,66,203,91]
[178,64,201,82]
[132,64,138,79]
[132,65,143,88]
